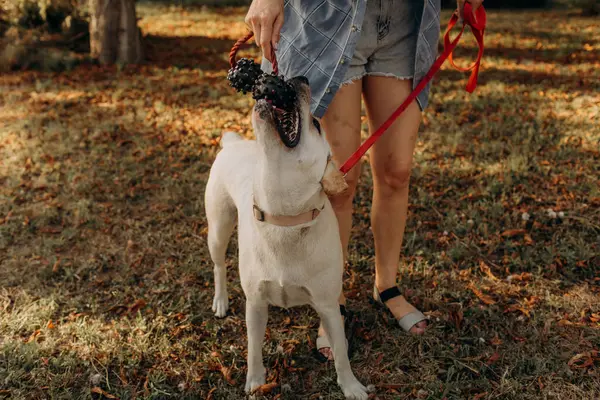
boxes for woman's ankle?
[374,273,398,293]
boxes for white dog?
[204,76,368,399]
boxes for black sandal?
[372,285,428,332]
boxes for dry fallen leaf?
[26,329,42,343]
[501,229,526,238]
[486,352,500,365]
[558,319,575,326]
[206,387,217,400]
[0,211,13,225]
[91,386,118,399]
[490,336,503,346]
[47,320,55,329]
[504,304,531,317]
[128,299,147,314]
[507,272,533,282]
[52,258,61,273]
[478,261,498,281]
[468,284,496,305]
[254,382,278,394]
[220,366,236,385]
[568,351,598,370]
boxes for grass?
[0,3,599,400]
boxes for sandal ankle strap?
[339,304,348,317]
[377,286,402,303]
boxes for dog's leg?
[245,299,268,393]
[316,303,368,400]
[206,199,236,318]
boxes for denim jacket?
[261,0,442,118]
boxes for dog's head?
[252,76,348,197]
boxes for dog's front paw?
[212,293,228,318]
[339,377,368,400]
[244,368,266,393]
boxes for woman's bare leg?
[317,80,363,359]
[363,75,427,334]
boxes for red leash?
[339,3,486,174]
[228,4,486,174]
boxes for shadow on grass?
[472,46,598,65]
[436,66,599,94]
[144,34,239,70]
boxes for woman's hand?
[456,0,484,24]
[245,0,284,62]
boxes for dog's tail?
[220,131,243,148]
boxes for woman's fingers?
[253,21,262,51]
[260,15,274,61]
[244,14,261,51]
[272,12,284,51]
[244,0,284,62]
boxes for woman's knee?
[374,161,412,193]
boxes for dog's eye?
[312,118,321,134]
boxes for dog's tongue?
[266,99,286,114]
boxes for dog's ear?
[321,157,348,197]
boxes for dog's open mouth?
[258,99,301,148]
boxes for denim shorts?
[343,0,425,84]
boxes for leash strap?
[338,4,486,175]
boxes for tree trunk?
[89,0,143,65]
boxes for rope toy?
[227,32,296,110]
